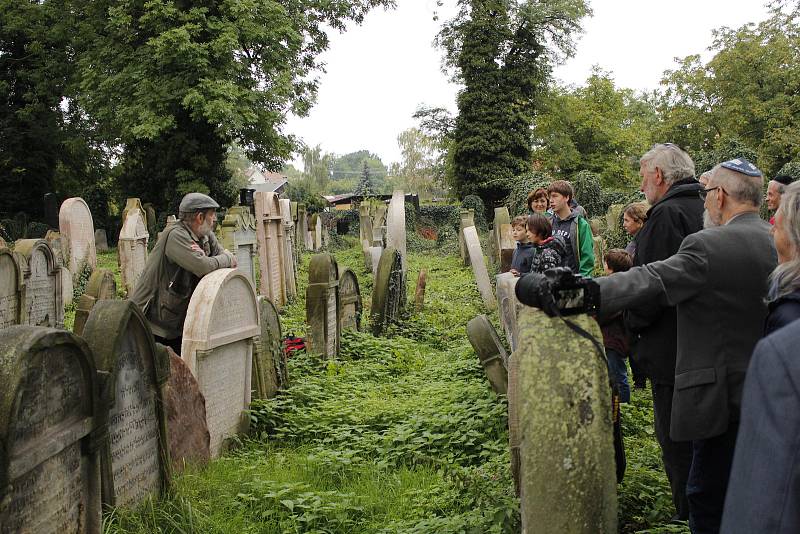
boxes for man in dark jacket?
[625,143,704,520]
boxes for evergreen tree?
[354,161,374,197]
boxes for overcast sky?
[285,0,773,168]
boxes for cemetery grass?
[97,241,688,534]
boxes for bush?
[572,171,604,218]
[419,205,460,228]
[777,161,800,181]
[691,137,759,176]
[504,170,553,217]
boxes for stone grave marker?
[306,253,340,358]
[15,239,63,328]
[593,235,606,274]
[95,229,109,252]
[415,269,427,312]
[279,198,298,301]
[0,247,24,328]
[181,269,258,457]
[493,207,515,273]
[496,272,521,351]
[252,296,287,399]
[369,246,382,277]
[121,198,146,229]
[516,307,617,533]
[119,207,149,296]
[466,315,508,395]
[297,204,312,251]
[508,345,521,496]
[43,192,60,229]
[463,225,496,310]
[371,247,405,336]
[143,203,158,238]
[386,190,407,273]
[217,206,257,286]
[254,192,288,308]
[0,326,103,533]
[310,214,323,251]
[373,204,387,232]
[44,230,74,307]
[605,203,624,231]
[338,269,362,332]
[82,300,171,507]
[74,268,118,336]
[359,203,374,250]
[459,209,475,266]
[59,197,97,279]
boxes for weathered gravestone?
[493,207,515,273]
[310,214,323,251]
[0,326,103,533]
[516,307,617,533]
[14,239,63,328]
[82,300,171,507]
[217,206,257,286]
[338,269,362,332]
[305,254,340,358]
[458,209,475,266]
[605,203,624,231]
[592,235,606,275]
[371,247,405,336]
[181,269,258,457]
[508,346,521,496]
[466,315,508,395]
[44,230,74,307]
[255,192,289,309]
[386,191,407,274]
[74,269,117,336]
[496,272,521,351]
[142,203,158,238]
[252,296,287,399]
[369,246,382,277]
[415,269,427,312]
[59,197,97,279]
[359,203,373,249]
[94,229,109,253]
[121,198,146,230]
[463,225,496,310]
[279,199,298,301]
[296,204,312,251]
[118,207,149,296]
[0,247,24,329]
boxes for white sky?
[285,0,773,168]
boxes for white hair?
[640,144,696,185]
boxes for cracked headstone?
[306,253,340,358]
[466,315,508,395]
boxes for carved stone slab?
[369,246,382,277]
[0,326,103,534]
[493,207,514,273]
[459,209,475,266]
[496,272,521,351]
[82,300,171,508]
[59,197,97,278]
[279,199,297,301]
[121,198,146,231]
[359,203,374,250]
[371,247,405,336]
[0,247,24,329]
[119,208,149,296]
[252,296,286,399]
[466,315,508,395]
[386,191,407,274]
[255,192,288,309]
[94,229,109,253]
[74,269,117,337]
[306,254,340,358]
[338,269,362,332]
[181,269,258,457]
[216,206,257,286]
[296,204,312,251]
[15,239,63,328]
[310,214,323,251]
[463,225,496,310]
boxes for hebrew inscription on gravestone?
[306,253,340,358]
[338,269,362,332]
[255,192,288,309]
[59,197,97,279]
[371,247,405,336]
[15,239,63,328]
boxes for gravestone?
[43,192,60,229]
[162,344,210,472]
[593,235,606,274]
[217,206,257,285]
[94,229,109,253]
[415,269,427,312]
[493,207,515,273]
[373,204,387,232]
[338,269,362,332]
[463,225,496,310]
[254,192,288,308]
[121,198,146,230]
[369,246,382,276]
[15,239,63,328]
[605,204,624,231]
[181,269,258,457]
[516,307,617,533]
[359,204,373,251]
[279,199,298,301]
[386,191,407,274]
[118,208,149,296]
[306,254,340,358]
[252,296,287,399]
[142,203,158,238]
[466,315,508,395]
[82,300,171,507]
[0,327,103,533]
[459,209,475,266]
[508,347,521,496]
[371,247,405,336]
[74,269,117,336]
[0,247,24,328]
[297,204,311,251]
[496,272,521,351]
[59,197,97,278]
[310,214,323,251]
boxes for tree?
[331,150,388,191]
[301,145,334,191]
[393,128,441,197]
[354,161,374,197]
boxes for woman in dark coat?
[765,182,800,335]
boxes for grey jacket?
[596,212,776,441]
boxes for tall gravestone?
[516,307,617,533]
[59,197,97,279]
[15,239,63,328]
[252,296,287,399]
[297,204,312,251]
[493,207,515,273]
[0,247,24,329]
[359,203,374,250]
[338,269,362,332]
[386,191,407,274]
[459,209,475,266]
[0,327,103,533]
[118,207,149,296]
[217,206,257,285]
[279,199,298,301]
[94,229,109,253]
[74,269,117,337]
[466,315,508,395]
[181,269,258,457]
[371,247,405,336]
[496,272,521,351]
[255,192,288,309]
[310,214,323,251]
[82,300,171,507]
[306,254,340,358]
[121,198,146,230]
[463,225,496,310]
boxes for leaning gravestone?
[466,315,508,395]
[255,192,289,309]
[94,229,109,253]
[59,197,97,279]
[306,254,340,358]
[279,199,298,302]
[14,239,63,328]
[463,225,496,310]
[74,268,117,336]
[386,190,407,274]
[252,296,287,399]
[371,247,405,336]
[217,206,257,285]
[496,272,520,351]
[0,326,103,533]
[0,247,24,328]
[338,269,362,331]
[82,300,171,507]
[181,269,258,457]
[508,346,522,496]
[516,307,617,533]
[118,207,149,296]
[493,207,515,273]
[459,209,475,266]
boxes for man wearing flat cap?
[766,174,795,225]
[132,192,237,353]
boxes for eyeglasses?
[699,186,726,200]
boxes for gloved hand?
[515,267,600,317]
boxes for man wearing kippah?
[766,174,795,225]
[132,192,237,354]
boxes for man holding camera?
[517,159,776,534]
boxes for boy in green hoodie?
[547,180,595,277]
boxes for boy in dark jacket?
[526,212,567,273]
[548,180,595,277]
[509,215,535,276]
[598,248,633,403]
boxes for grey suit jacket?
[596,212,776,441]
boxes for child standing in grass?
[509,215,535,276]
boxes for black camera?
[515,267,600,317]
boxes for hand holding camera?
[514,267,600,317]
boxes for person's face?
[772,207,793,264]
[703,178,723,228]
[549,192,569,212]
[622,213,643,236]
[195,209,217,237]
[531,196,548,213]
[511,224,528,242]
[527,228,543,244]
[640,163,665,204]
[766,180,783,211]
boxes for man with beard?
[625,143,704,520]
[132,193,237,354]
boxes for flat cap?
[720,158,762,177]
[179,192,220,213]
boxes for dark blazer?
[721,319,800,533]
[765,289,800,336]
[597,212,776,441]
[624,179,704,384]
